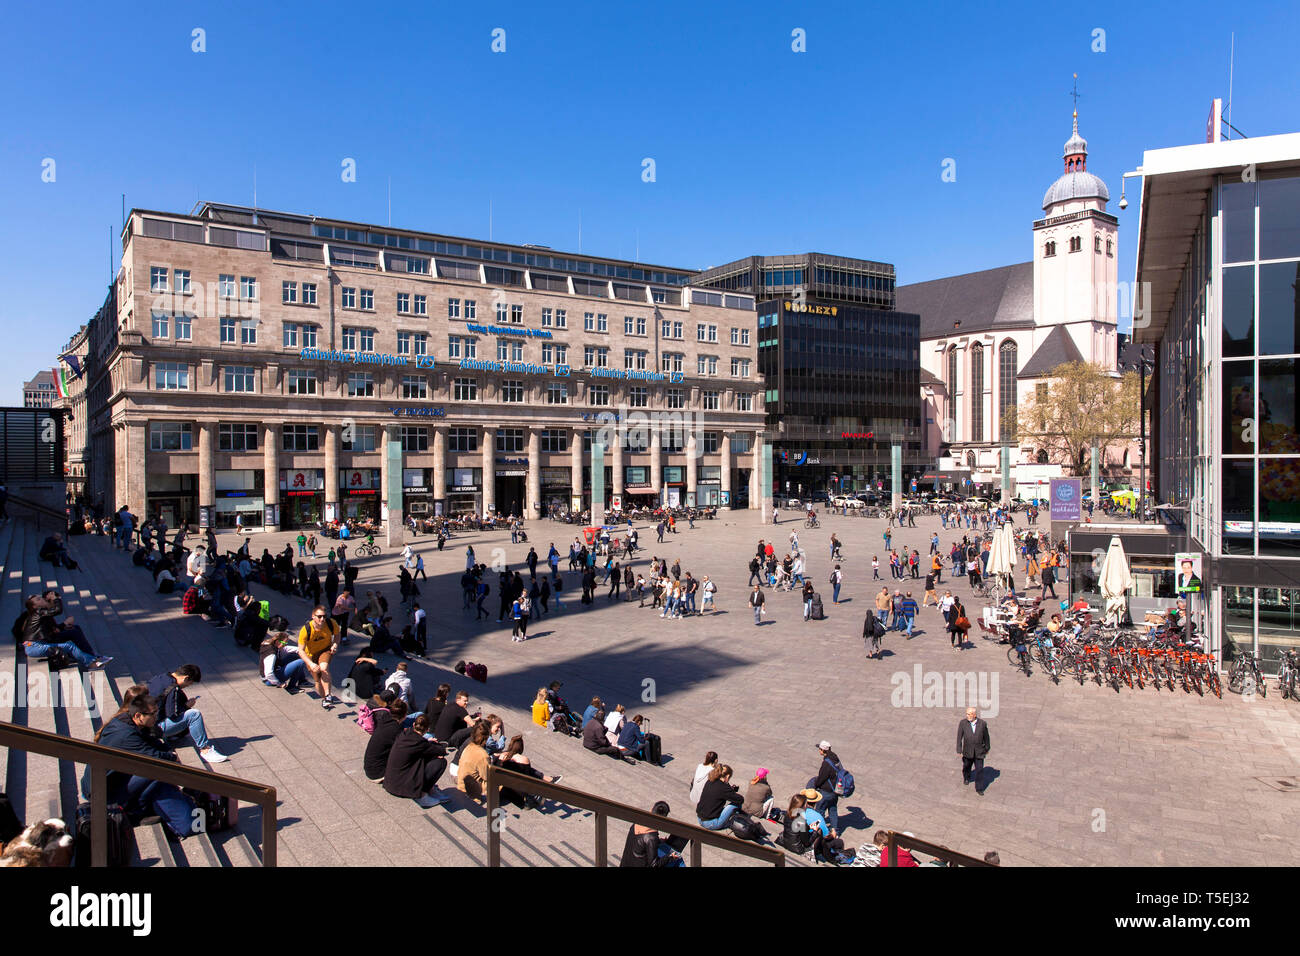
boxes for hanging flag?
[58,352,84,379]
[52,367,70,400]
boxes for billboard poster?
[1049,478,1082,521]
[1175,552,1203,593]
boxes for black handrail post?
[594,811,608,866]
[90,760,108,867]
[887,830,898,867]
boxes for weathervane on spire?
[1070,73,1081,115]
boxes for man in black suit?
[957,707,991,796]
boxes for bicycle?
[804,516,820,529]
[355,540,382,557]
[1278,649,1299,701]
[1228,650,1267,698]
[1006,638,1033,677]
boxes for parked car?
[832,495,866,509]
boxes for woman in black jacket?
[383,714,451,807]
[364,699,407,780]
[695,764,743,830]
[948,597,968,649]
[778,792,814,854]
[620,800,682,867]
[308,567,322,607]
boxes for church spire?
[1063,77,1088,172]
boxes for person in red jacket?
[873,830,920,867]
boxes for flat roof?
[1133,132,1300,343]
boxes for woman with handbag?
[948,597,970,650]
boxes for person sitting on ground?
[367,614,407,659]
[873,829,920,867]
[604,703,626,743]
[616,714,647,759]
[695,764,744,831]
[531,687,552,728]
[801,789,850,864]
[496,734,562,808]
[298,605,342,709]
[777,792,814,855]
[260,627,308,690]
[454,720,495,802]
[583,709,627,760]
[690,751,719,805]
[424,682,452,727]
[484,714,508,756]
[345,648,387,701]
[17,592,111,670]
[384,660,412,707]
[433,689,479,751]
[84,694,199,839]
[146,663,228,764]
[620,800,682,868]
[742,768,774,819]
[364,698,408,782]
[581,695,604,727]
[39,533,77,570]
[383,713,452,808]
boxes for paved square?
[58,509,1300,866]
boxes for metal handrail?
[4,493,69,531]
[485,764,784,867]
[885,830,996,867]
[0,720,277,866]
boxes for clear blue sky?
[3,1,1298,401]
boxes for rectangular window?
[502,380,525,403]
[697,323,707,341]
[463,337,477,359]
[546,382,568,405]
[629,386,648,407]
[448,298,461,318]
[597,347,608,368]
[397,292,411,314]
[220,317,236,343]
[666,388,684,409]
[359,328,374,351]
[597,313,608,332]
[224,366,256,392]
[703,432,720,454]
[542,308,553,327]
[448,336,462,359]
[347,372,374,397]
[284,322,300,347]
[465,299,476,320]
[737,393,753,412]
[497,340,510,361]
[302,282,317,305]
[401,427,429,452]
[288,369,317,395]
[448,428,478,452]
[542,343,553,364]
[359,289,374,309]
[397,331,412,355]
[219,274,235,297]
[584,345,595,367]
[496,302,509,323]
[731,327,740,345]
[402,375,427,399]
[152,311,169,338]
[731,358,751,378]
[673,321,682,339]
[708,325,717,342]
[154,362,188,390]
[541,429,569,453]
[341,286,356,309]
[636,316,646,336]
[342,328,357,351]
[342,425,378,452]
[510,304,522,324]
[662,353,683,374]
[554,308,566,328]
[624,315,634,335]
[218,423,258,452]
[698,356,706,375]
[174,313,191,340]
[732,434,751,453]
[412,332,428,356]
[149,421,192,451]
[454,377,478,401]
[283,281,298,304]
[662,319,671,338]
[510,341,522,361]
[173,269,191,294]
[150,267,169,293]
[495,428,525,453]
[301,325,317,347]
[554,344,567,365]
[283,425,320,452]
[414,294,427,316]
[240,320,257,345]
[702,390,720,410]
[584,312,596,332]
[240,276,257,300]
[589,384,610,406]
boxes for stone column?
[750,431,762,510]
[650,423,663,505]
[720,433,732,507]
[432,425,446,516]
[482,426,495,515]
[570,426,582,510]
[263,423,279,531]
[197,422,214,531]
[324,424,339,523]
[527,426,541,518]
[611,427,624,503]
[685,429,698,505]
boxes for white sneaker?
[200,746,229,764]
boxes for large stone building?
[899,111,1125,492]
[22,371,57,409]
[91,202,766,530]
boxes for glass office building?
[1134,132,1300,671]
[696,253,922,497]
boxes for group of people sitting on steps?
[531,686,659,765]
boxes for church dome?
[1042,171,1109,209]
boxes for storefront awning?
[624,485,656,494]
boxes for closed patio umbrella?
[986,523,1015,582]
[1098,535,1134,625]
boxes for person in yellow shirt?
[531,687,551,728]
[298,606,341,709]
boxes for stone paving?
[39,509,1300,865]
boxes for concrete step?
[130,821,177,867]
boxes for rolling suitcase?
[643,732,663,766]
[810,595,825,620]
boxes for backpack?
[826,757,856,798]
[356,702,378,734]
[467,662,488,683]
[870,615,887,639]
[267,614,290,632]
[45,648,76,671]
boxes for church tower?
[1031,107,1119,369]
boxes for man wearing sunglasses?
[298,605,342,709]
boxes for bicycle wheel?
[1133,662,1145,690]
[1044,653,1062,683]
[1122,663,1134,690]
[1007,646,1025,670]
[1208,670,1222,699]
[1256,667,1267,698]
